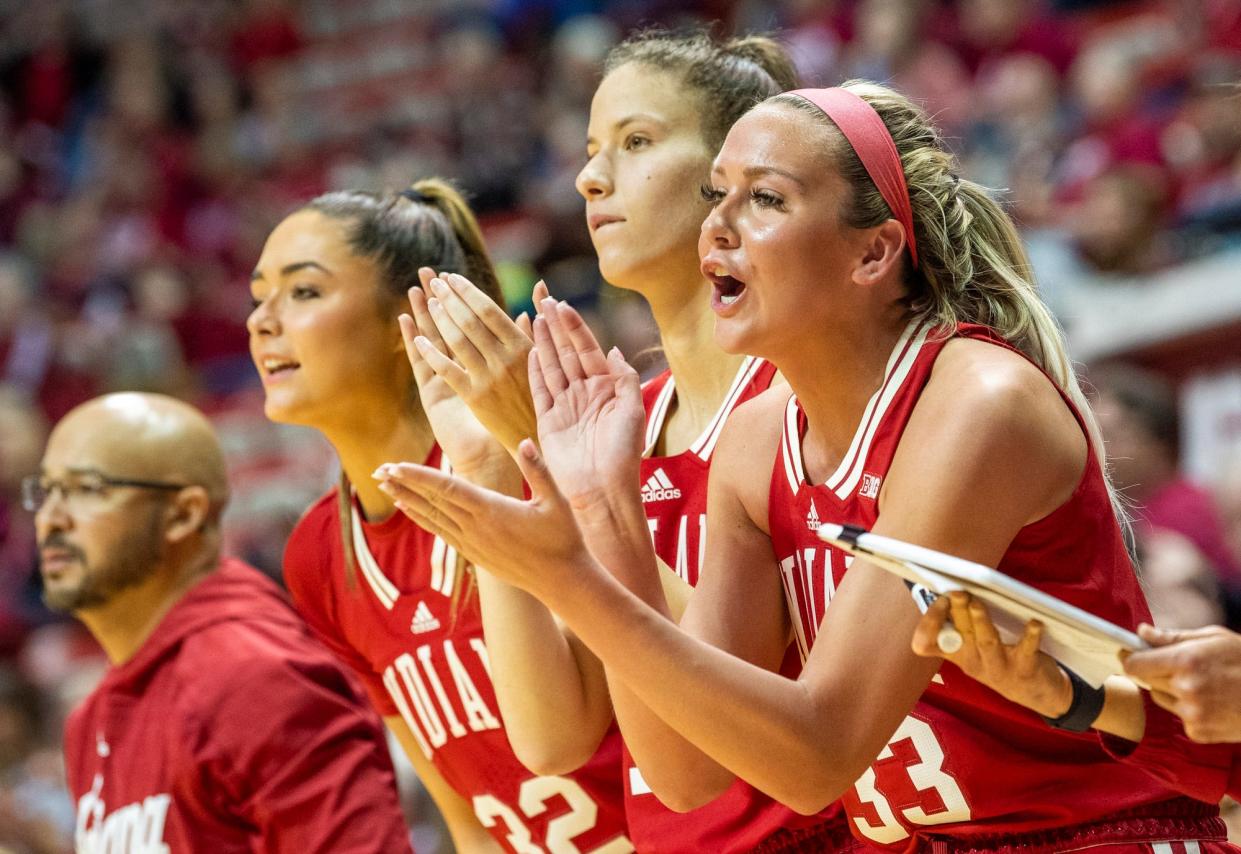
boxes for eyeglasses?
[21,472,190,512]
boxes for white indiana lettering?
[76,774,171,854]
[384,639,502,759]
[648,514,707,583]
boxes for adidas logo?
[641,468,682,503]
[806,499,821,532]
[410,600,441,635]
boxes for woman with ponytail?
[376,83,1240,852]
[392,29,859,852]
[247,180,630,852]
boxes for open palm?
[529,301,646,510]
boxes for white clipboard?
[816,523,1147,687]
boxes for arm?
[396,275,614,772]
[207,656,413,853]
[385,716,505,854]
[380,338,1093,813]
[568,394,793,810]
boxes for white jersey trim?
[350,453,457,609]
[642,355,765,461]
[781,319,929,498]
[350,507,401,610]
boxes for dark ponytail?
[304,178,500,614]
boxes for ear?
[852,219,907,287]
[164,486,212,544]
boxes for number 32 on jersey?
[849,715,971,845]
[473,775,634,854]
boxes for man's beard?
[41,510,166,613]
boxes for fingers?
[441,273,525,345]
[532,279,550,306]
[399,314,435,390]
[516,312,533,341]
[378,476,466,545]
[540,298,587,385]
[514,438,563,506]
[407,286,450,356]
[947,591,976,645]
[911,595,952,658]
[528,347,552,414]
[1122,645,1179,686]
[555,301,610,377]
[532,314,568,395]
[418,267,439,290]
[969,598,1005,670]
[1137,623,1216,647]
[426,281,488,375]
[1012,619,1044,678]
[608,346,643,403]
[374,462,483,519]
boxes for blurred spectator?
[1072,163,1176,274]
[0,386,48,657]
[0,666,74,854]
[1092,364,1241,626]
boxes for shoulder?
[920,338,1081,453]
[891,336,1087,522]
[712,385,791,522]
[283,490,341,602]
[715,385,790,464]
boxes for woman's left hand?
[402,267,513,479]
[404,269,538,456]
[912,591,1073,719]
[375,439,594,601]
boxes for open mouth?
[705,266,747,307]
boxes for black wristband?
[1040,666,1106,733]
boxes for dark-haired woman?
[248,180,630,853]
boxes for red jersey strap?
[642,356,774,462]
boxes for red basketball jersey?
[768,321,1229,852]
[284,445,631,854]
[627,357,857,853]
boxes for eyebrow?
[586,113,667,147]
[250,261,332,282]
[710,164,808,190]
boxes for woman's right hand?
[911,591,1074,719]
[529,299,646,514]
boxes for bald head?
[48,393,229,517]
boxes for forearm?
[474,569,612,774]
[573,499,739,808]
[544,561,856,815]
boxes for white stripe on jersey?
[831,322,930,500]
[782,395,804,492]
[780,319,928,497]
[691,355,762,460]
[642,377,677,458]
[642,356,764,461]
[351,509,400,610]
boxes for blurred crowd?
[1,0,1239,850]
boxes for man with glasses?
[30,392,413,852]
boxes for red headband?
[788,87,919,267]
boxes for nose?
[575,152,613,201]
[700,198,739,250]
[246,296,279,337]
